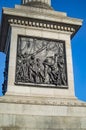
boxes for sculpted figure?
[36,58,45,83]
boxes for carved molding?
[8,17,75,34]
[0,95,86,107]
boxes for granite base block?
[0,96,86,130]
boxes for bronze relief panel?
[15,36,68,88]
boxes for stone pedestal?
[0,4,79,97]
[0,95,86,130]
[0,1,86,130]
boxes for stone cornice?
[8,16,76,35]
[0,5,83,52]
[3,6,83,26]
[0,95,86,107]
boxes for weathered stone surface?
[0,127,86,130]
[0,95,86,107]
[0,96,86,129]
[0,113,86,129]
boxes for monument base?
[0,95,86,130]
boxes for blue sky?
[0,0,86,101]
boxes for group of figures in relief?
[16,37,67,86]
